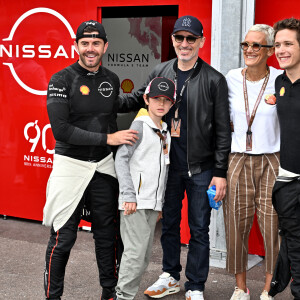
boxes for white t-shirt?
[226,66,283,154]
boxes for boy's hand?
[122,202,137,215]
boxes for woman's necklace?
[245,67,269,83]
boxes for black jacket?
[47,62,119,161]
[119,57,231,177]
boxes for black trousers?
[272,179,300,300]
[44,172,121,299]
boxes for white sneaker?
[144,272,180,298]
[260,290,274,300]
[185,290,204,300]
[230,287,250,300]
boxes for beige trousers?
[224,152,280,274]
[116,209,159,300]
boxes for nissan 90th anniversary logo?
[0,7,76,95]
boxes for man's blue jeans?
[161,168,212,292]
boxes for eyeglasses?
[173,34,201,44]
[240,42,273,52]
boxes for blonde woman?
[224,24,283,300]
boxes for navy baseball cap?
[76,20,107,43]
[145,77,176,104]
[172,15,204,36]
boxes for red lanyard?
[242,67,270,151]
[155,130,167,149]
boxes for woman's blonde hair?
[248,24,274,45]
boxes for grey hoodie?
[115,109,171,211]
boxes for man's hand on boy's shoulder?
[107,130,139,146]
[122,202,137,215]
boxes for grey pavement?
[0,216,292,300]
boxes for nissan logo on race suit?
[0,8,76,95]
[98,81,114,98]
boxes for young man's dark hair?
[273,17,300,46]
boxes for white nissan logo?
[2,7,76,95]
[98,81,114,97]
[158,82,169,91]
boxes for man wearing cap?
[43,20,138,300]
[119,15,230,300]
[114,77,175,300]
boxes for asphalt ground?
[0,216,293,300]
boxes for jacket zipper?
[138,173,142,195]
[89,76,97,159]
[186,82,191,177]
[155,139,163,206]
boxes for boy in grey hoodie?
[114,77,176,300]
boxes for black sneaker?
[101,287,116,300]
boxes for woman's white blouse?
[226,66,283,154]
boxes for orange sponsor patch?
[264,94,276,105]
[80,85,90,95]
[121,79,134,93]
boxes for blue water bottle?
[207,185,222,210]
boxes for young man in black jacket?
[43,20,139,300]
[118,15,231,300]
[269,18,300,300]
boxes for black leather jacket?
[119,57,231,177]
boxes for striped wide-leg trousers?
[224,152,280,274]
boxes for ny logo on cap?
[182,17,192,27]
[158,82,169,91]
